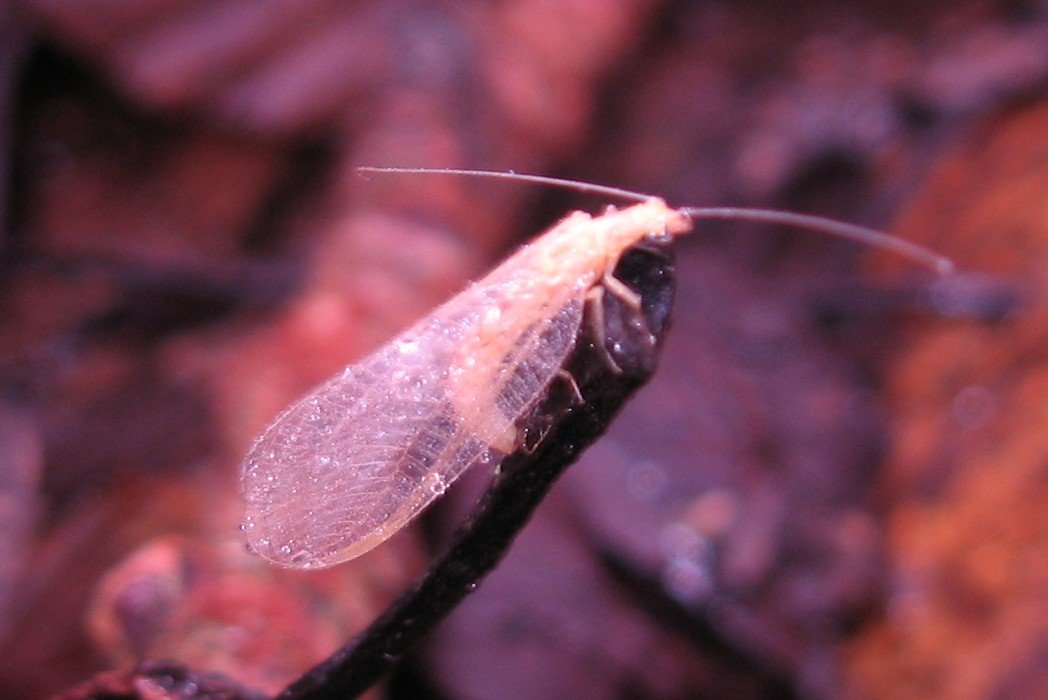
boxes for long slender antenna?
[357,166,653,203]
[357,166,953,274]
[680,207,954,275]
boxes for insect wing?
[241,281,584,569]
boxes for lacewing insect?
[241,168,952,570]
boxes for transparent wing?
[241,285,584,569]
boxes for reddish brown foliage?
[0,1,1045,698]
[845,101,1048,700]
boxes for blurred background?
[0,0,1046,697]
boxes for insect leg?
[557,368,584,405]
[513,370,585,455]
[584,285,625,374]
[601,270,643,312]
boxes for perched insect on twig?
[240,167,952,572]
[241,167,951,698]
[280,226,682,699]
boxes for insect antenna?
[357,166,953,274]
[680,206,954,275]
[357,166,654,203]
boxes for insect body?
[242,168,951,570]
[241,198,691,569]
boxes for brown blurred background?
[0,1,1046,698]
